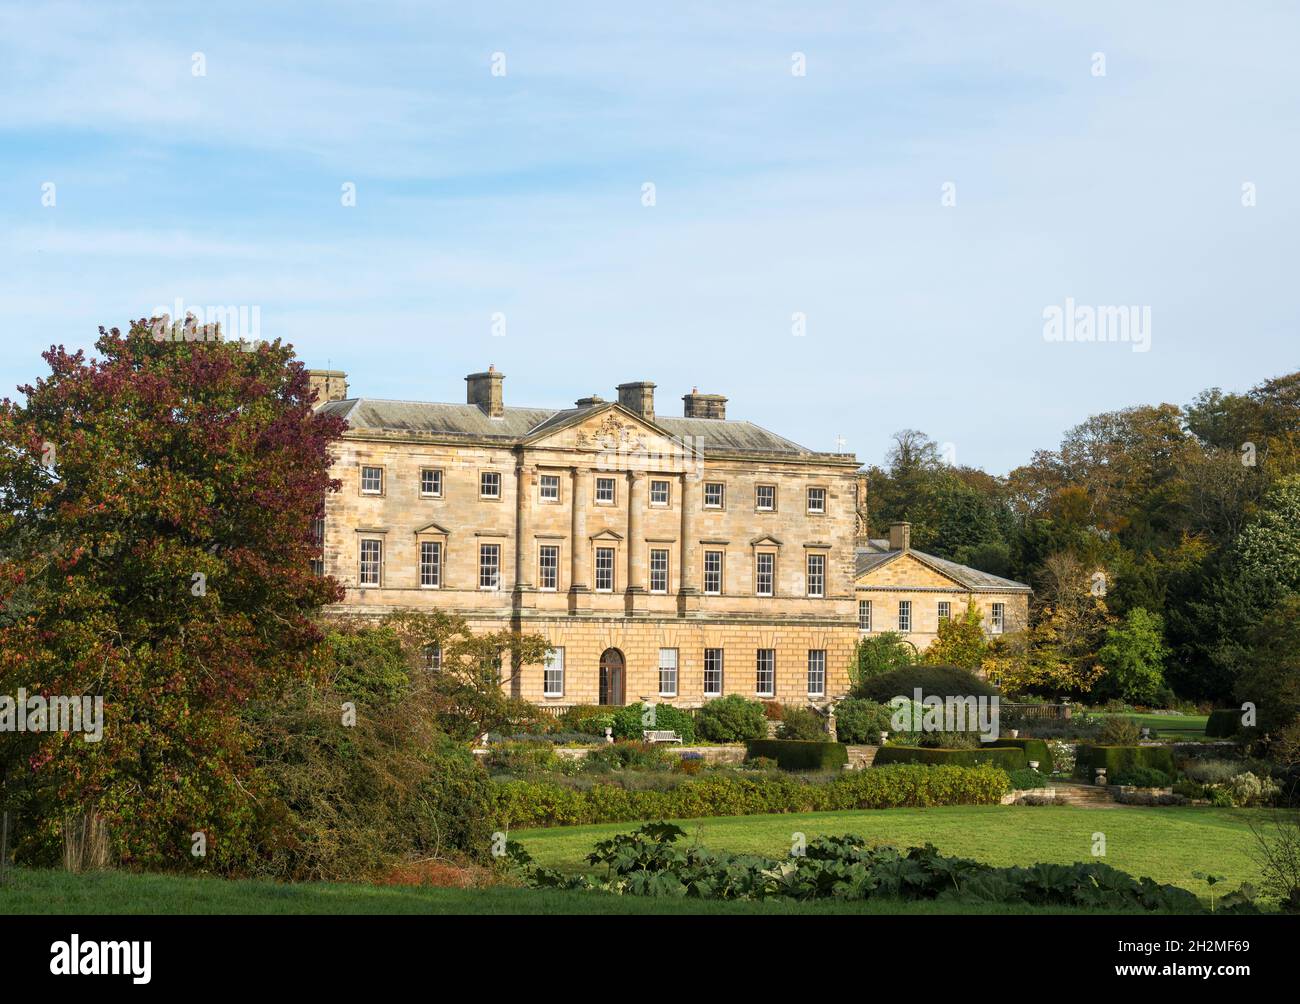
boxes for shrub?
[483,740,564,775]
[695,695,769,743]
[1078,745,1176,779]
[990,738,1054,775]
[873,745,1027,771]
[762,701,784,721]
[1206,709,1244,738]
[1008,768,1051,790]
[745,739,848,771]
[778,706,827,741]
[855,664,1000,704]
[1098,716,1142,745]
[584,741,676,773]
[556,705,617,736]
[742,756,778,771]
[245,685,496,880]
[493,763,1010,829]
[610,703,697,744]
[1183,760,1247,785]
[1111,766,1172,788]
[1225,772,1281,807]
[833,698,894,744]
[520,823,1208,913]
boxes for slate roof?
[319,398,844,458]
[854,546,1032,593]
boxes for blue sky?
[2,1,1297,473]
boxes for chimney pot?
[466,367,505,417]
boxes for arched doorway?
[599,648,625,706]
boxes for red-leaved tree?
[0,321,344,869]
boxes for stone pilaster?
[569,466,590,612]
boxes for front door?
[598,648,625,706]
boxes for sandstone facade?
[315,369,864,707]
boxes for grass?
[1095,712,1209,740]
[0,868,1146,914]
[516,804,1270,899]
[2,802,1280,915]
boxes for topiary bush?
[855,664,999,704]
[834,698,894,744]
[1078,745,1176,779]
[778,706,827,740]
[610,703,696,744]
[696,695,768,743]
[1205,709,1243,738]
[873,745,1027,770]
[745,739,848,771]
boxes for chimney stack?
[308,369,349,405]
[616,381,656,421]
[466,365,505,418]
[888,521,911,552]
[575,394,606,408]
[682,387,727,420]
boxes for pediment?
[857,551,967,589]
[590,528,624,541]
[750,534,783,547]
[526,403,697,466]
[414,521,452,536]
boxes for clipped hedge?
[746,739,848,771]
[493,763,1010,829]
[1205,709,1242,738]
[1078,745,1176,778]
[873,745,1027,770]
[990,738,1054,774]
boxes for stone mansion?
[310,366,1030,708]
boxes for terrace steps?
[1048,780,1122,808]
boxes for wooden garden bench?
[643,730,683,744]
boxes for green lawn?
[0,867,1155,915]
[1095,712,1209,739]
[1,803,1278,915]
[516,804,1269,900]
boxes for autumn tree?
[922,600,987,670]
[0,321,345,868]
[382,609,552,741]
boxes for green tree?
[921,600,987,670]
[1097,607,1170,705]
[850,632,915,692]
